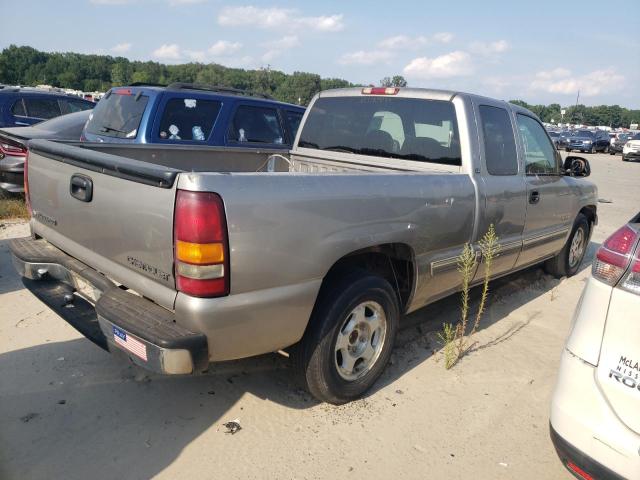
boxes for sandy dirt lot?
[0,152,638,480]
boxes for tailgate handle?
[70,174,93,202]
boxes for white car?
[551,215,640,480]
[622,134,640,162]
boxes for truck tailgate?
[27,139,181,309]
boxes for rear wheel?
[294,273,399,404]
[544,213,590,278]
[589,145,595,154]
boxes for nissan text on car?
[11,87,596,404]
[551,213,640,480]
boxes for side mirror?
[564,156,591,177]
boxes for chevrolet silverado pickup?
[10,87,597,404]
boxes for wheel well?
[319,244,415,314]
[579,205,597,230]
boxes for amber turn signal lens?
[176,240,224,265]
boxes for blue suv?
[0,86,94,128]
[82,83,305,149]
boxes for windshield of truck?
[84,90,149,139]
[298,96,462,166]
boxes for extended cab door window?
[516,114,559,175]
[228,105,285,145]
[10,99,27,117]
[479,105,518,175]
[24,97,61,120]
[157,97,221,142]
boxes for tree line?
[0,45,637,127]
[0,45,354,105]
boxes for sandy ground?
[0,152,638,480]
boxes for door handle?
[70,174,93,202]
[529,190,540,205]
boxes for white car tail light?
[620,248,640,294]
[592,225,639,287]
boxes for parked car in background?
[622,133,640,162]
[11,87,597,404]
[82,83,305,150]
[609,132,634,155]
[551,213,640,480]
[0,110,91,193]
[0,87,94,128]
[556,130,574,150]
[566,129,610,153]
[548,130,561,148]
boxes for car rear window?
[10,99,26,117]
[85,91,149,139]
[228,105,285,145]
[158,98,221,141]
[24,97,61,119]
[298,96,461,166]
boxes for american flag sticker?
[113,326,148,362]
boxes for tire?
[294,273,399,404]
[622,154,628,162]
[604,145,609,154]
[589,145,595,154]
[544,213,590,278]
[609,149,615,155]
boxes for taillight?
[620,247,640,294]
[0,142,27,156]
[23,149,31,216]
[174,190,229,297]
[361,87,399,95]
[592,225,639,286]
[113,88,133,95]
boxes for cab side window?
[479,105,518,175]
[516,114,558,175]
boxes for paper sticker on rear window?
[184,99,197,108]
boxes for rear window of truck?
[298,96,461,166]
[85,91,149,139]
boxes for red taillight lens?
[593,225,639,286]
[362,87,400,95]
[113,88,132,95]
[0,142,27,156]
[23,149,31,216]
[174,190,229,297]
[566,461,594,480]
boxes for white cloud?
[218,6,344,32]
[111,42,131,54]
[377,32,453,50]
[208,40,242,56]
[152,43,181,60]
[403,51,473,78]
[339,50,393,66]
[378,35,427,50]
[261,35,300,62]
[470,40,509,55]
[433,32,454,44]
[531,68,625,96]
[168,0,205,5]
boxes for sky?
[1,0,639,108]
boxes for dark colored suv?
[566,129,610,153]
[82,83,305,149]
[0,87,95,128]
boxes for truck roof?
[316,87,538,118]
